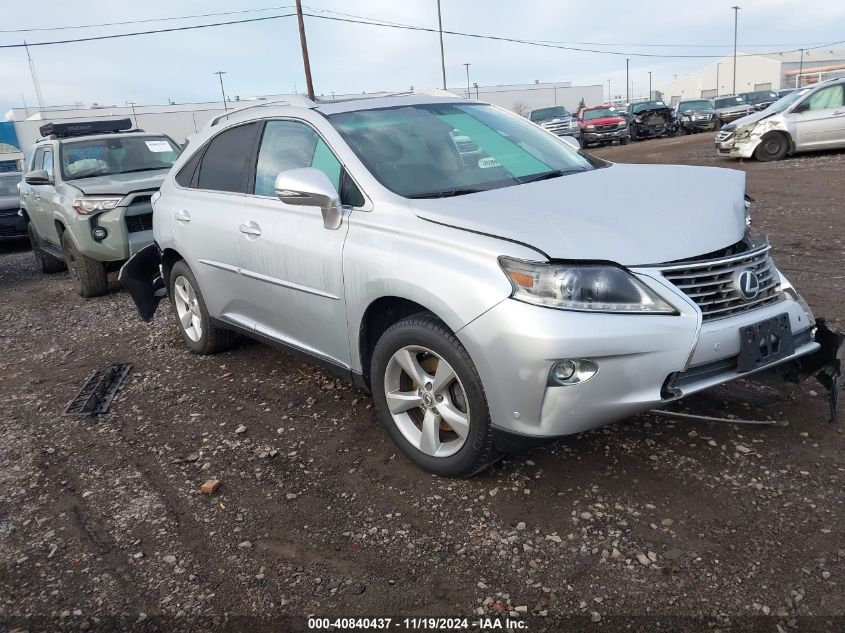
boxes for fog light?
[550,359,599,386]
[553,359,577,381]
[92,227,107,241]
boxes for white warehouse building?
[3,81,603,154]
[657,48,845,103]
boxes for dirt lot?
[1,133,844,632]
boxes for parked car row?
[8,94,842,477]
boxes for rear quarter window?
[196,122,261,193]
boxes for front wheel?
[61,231,108,297]
[371,314,501,477]
[754,132,790,161]
[168,260,235,355]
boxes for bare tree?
[511,102,530,117]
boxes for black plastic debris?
[63,363,132,417]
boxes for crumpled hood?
[412,163,747,265]
[67,170,168,196]
[722,108,777,131]
[635,106,673,117]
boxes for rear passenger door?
[173,121,261,326]
[237,118,364,369]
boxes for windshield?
[714,96,746,108]
[583,108,617,120]
[767,87,812,114]
[631,101,667,113]
[529,106,570,122]
[743,91,778,102]
[678,100,713,112]
[329,103,595,198]
[0,174,19,196]
[60,135,180,180]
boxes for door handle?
[174,209,191,222]
[239,221,261,237]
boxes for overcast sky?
[1,0,843,115]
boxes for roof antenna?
[24,41,46,117]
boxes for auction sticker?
[145,140,173,152]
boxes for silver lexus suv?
[121,95,830,476]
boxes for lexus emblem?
[735,270,760,300]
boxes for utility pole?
[648,71,652,99]
[463,63,471,99]
[797,48,804,88]
[128,102,139,129]
[213,71,228,111]
[625,58,630,103]
[24,42,45,116]
[607,79,611,104]
[473,82,479,99]
[732,6,740,95]
[436,0,447,90]
[295,0,315,100]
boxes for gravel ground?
[1,132,843,632]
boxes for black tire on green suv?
[28,223,65,274]
[61,231,109,297]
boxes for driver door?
[792,84,845,150]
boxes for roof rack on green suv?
[19,118,181,297]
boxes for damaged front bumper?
[715,129,761,158]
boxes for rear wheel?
[754,131,790,161]
[169,260,235,355]
[28,223,65,274]
[61,231,108,297]
[371,314,500,477]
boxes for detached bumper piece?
[64,363,132,417]
[796,319,844,423]
[119,243,165,322]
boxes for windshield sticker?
[478,157,502,169]
[145,140,172,153]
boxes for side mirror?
[274,167,342,230]
[25,169,52,185]
[560,136,581,150]
[791,101,810,114]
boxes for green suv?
[20,119,180,297]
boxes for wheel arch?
[160,247,185,284]
[357,296,447,390]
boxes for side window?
[23,147,35,173]
[42,150,54,178]
[33,147,44,173]
[175,150,202,188]
[196,122,260,193]
[254,120,347,199]
[804,85,845,111]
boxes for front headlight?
[585,124,595,131]
[72,197,122,215]
[735,127,753,140]
[499,257,677,314]
[617,121,627,128]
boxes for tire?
[629,126,638,142]
[754,131,790,162]
[28,223,65,274]
[620,136,630,145]
[371,314,501,477]
[168,259,235,355]
[61,231,108,297]
[714,118,722,131]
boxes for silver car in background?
[716,78,845,160]
[122,95,829,476]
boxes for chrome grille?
[715,130,734,142]
[661,246,783,321]
[543,119,574,134]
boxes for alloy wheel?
[383,345,470,458]
[173,275,203,342]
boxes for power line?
[1,3,831,51]
[0,5,295,33]
[1,10,842,60]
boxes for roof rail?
[207,95,316,128]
